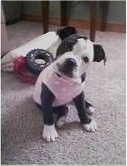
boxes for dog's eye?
[83,56,89,63]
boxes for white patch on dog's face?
[73,38,94,75]
[55,38,94,79]
[73,38,94,63]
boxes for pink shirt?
[33,62,83,107]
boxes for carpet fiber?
[1,21,126,165]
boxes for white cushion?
[2,31,59,71]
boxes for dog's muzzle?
[57,58,77,78]
[64,58,77,68]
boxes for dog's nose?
[64,58,77,67]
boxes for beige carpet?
[1,21,126,165]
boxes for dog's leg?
[41,83,58,142]
[73,91,97,132]
[85,101,95,115]
[52,106,68,128]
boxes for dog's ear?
[93,44,107,65]
[57,26,77,40]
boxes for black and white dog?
[33,26,106,142]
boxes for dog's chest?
[46,73,83,106]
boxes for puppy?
[56,27,106,113]
[33,29,106,142]
[56,27,106,114]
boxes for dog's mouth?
[57,58,77,78]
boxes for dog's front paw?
[82,119,97,132]
[42,124,58,142]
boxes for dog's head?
[55,27,106,80]
[55,35,92,79]
[56,26,106,63]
